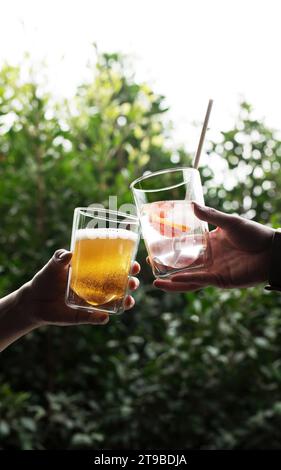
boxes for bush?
[1,52,281,449]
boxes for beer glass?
[130,167,211,278]
[65,208,140,314]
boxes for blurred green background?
[1,52,281,449]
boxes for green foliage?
[1,52,281,449]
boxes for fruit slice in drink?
[149,205,190,237]
[141,201,207,276]
[145,201,191,238]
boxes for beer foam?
[75,228,138,242]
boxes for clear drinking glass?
[65,208,140,314]
[130,167,211,278]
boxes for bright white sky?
[1,0,281,154]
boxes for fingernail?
[131,278,140,289]
[193,201,204,210]
[58,251,71,261]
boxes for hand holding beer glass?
[65,208,140,314]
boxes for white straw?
[193,99,213,169]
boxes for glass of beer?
[130,167,211,278]
[65,208,140,314]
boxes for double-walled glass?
[131,167,211,278]
[65,208,140,314]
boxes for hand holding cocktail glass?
[154,203,275,292]
[133,99,274,293]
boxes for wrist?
[0,284,41,352]
[17,282,43,329]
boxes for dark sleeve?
[265,230,281,292]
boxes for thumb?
[193,202,236,229]
[31,249,72,292]
[46,249,72,271]
[39,250,72,281]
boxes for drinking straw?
[193,99,213,169]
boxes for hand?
[22,249,140,326]
[154,203,275,292]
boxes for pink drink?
[140,200,209,277]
